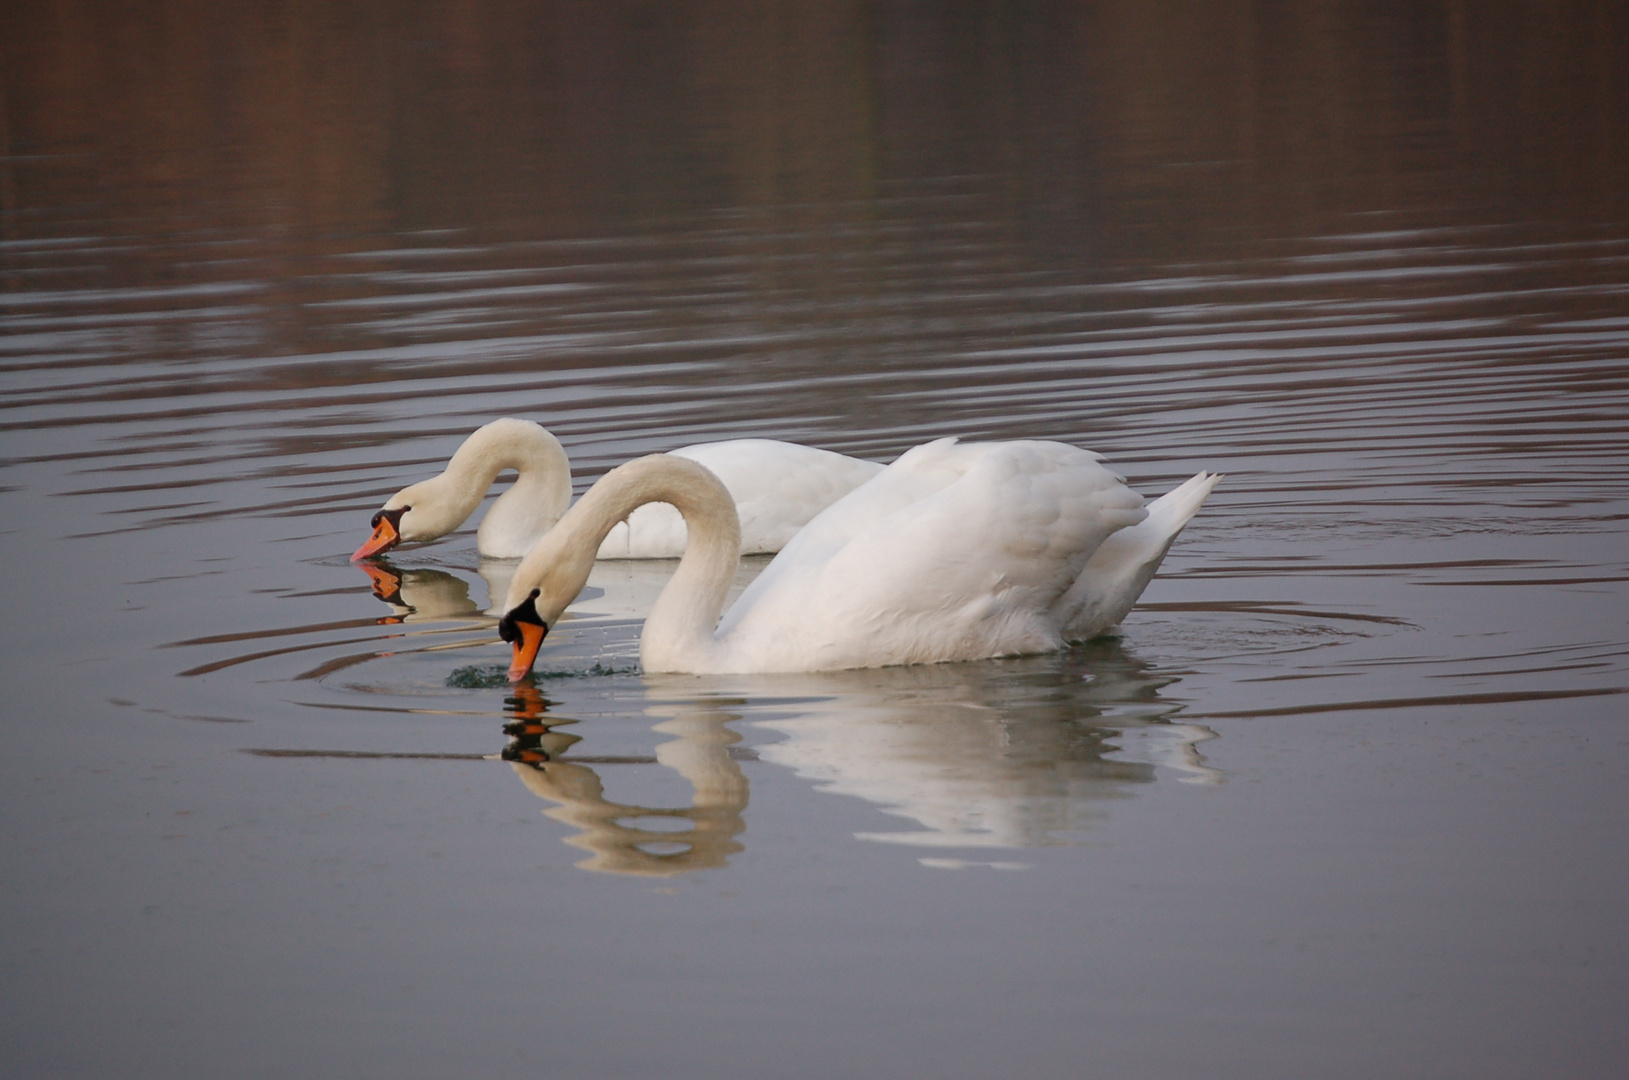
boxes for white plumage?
[499,438,1220,676]
[353,417,882,560]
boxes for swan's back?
[597,439,884,558]
[716,439,1147,670]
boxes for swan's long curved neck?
[454,420,571,517]
[507,455,741,670]
[395,420,573,553]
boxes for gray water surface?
[3,5,1628,1078]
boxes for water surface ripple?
[5,215,1625,724]
[3,183,1627,1080]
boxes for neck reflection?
[502,684,749,876]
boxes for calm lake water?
[3,4,1627,1078]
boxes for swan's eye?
[370,506,408,530]
[499,590,548,643]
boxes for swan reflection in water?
[501,684,749,877]
[499,639,1216,875]
[358,558,517,622]
[719,641,1218,853]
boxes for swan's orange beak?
[351,507,406,561]
[507,622,546,682]
[498,589,549,682]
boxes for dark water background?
[3,4,1627,1078]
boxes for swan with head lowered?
[351,417,883,561]
[498,438,1220,677]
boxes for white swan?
[498,438,1219,677]
[351,417,883,561]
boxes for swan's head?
[498,544,591,679]
[498,588,549,681]
[351,504,409,560]
[350,480,459,561]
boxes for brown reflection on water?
[5,5,1626,529]
[4,2,1625,255]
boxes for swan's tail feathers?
[1142,470,1223,538]
[1054,470,1221,641]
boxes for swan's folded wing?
[721,440,1146,668]
[831,440,1146,622]
[721,437,985,618]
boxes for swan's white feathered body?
[499,438,1220,676]
[354,418,882,560]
